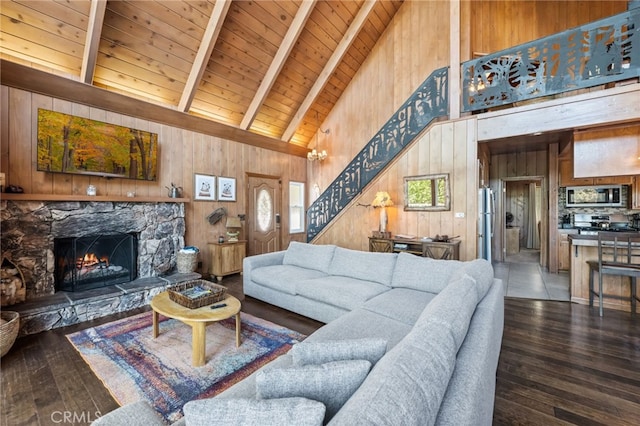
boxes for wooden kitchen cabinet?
[573,125,640,179]
[557,229,578,271]
[208,241,246,282]
[633,176,640,209]
[559,159,593,187]
[559,158,634,187]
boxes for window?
[403,173,451,211]
[289,182,305,233]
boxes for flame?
[76,253,109,269]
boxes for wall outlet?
[455,212,465,218]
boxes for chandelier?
[308,111,329,162]
[307,148,328,161]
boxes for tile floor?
[493,248,571,301]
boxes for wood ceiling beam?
[240,0,317,130]
[1,60,308,157]
[80,0,107,84]
[281,0,377,142]
[178,0,233,112]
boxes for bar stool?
[587,231,640,316]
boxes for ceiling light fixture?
[308,111,329,162]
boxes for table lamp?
[225,217,242,242]
[372,191,394,233]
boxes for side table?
[208,240,247,282]
[150,292,242,367]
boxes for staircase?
[307,6,640,242]
[306,67,449,241]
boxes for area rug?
[67,311,306,423]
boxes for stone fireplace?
[1,199,196,335]
[54,233,138,292]
[1,200,185,300]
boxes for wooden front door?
[247,175,281,256]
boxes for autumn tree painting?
[37,109,158,181]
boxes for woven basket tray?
[1,311,20,357]
[168,279,227,309]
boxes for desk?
[369,237,460,260]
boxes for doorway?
[246,174,281,256]
[499,177,546,266]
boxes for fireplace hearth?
[55,233,137,292]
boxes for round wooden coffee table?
[150,292,242,367]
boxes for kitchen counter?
[568,234,640,313]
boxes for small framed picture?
[218,176,236,202]
[194,174,216,201]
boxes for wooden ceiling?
[0,0,403,147]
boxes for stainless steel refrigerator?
[478,187,495,261]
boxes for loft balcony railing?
[462,8,640,112]
[306,67,448,241]
[306,7,639,242]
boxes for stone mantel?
[1,199,187,302]
[1,193,190,203]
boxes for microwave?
[566,185,624,207]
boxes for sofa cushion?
[362,288,437,325]
[462,258,495,302]
[91,400,165,426]
[291,338,387,367]
[328,247,397,286]
[183,397,325,426]
[390,252,465,293]
[251,265,327,295]
[413,273,479,349]
[328,275,479,426]
[256,360,371,421]
[303,308,412,350]
[296,276,389,311]
[283,242,336,273]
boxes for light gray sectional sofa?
[93,242,504,426]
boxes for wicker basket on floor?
[176,251,198,273]
[0,311,20,357]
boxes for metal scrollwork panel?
[307,67,449,241]
[462,9,640,112]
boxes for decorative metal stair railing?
[462,7,640,112]
[306,67,448,241]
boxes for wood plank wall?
[470,0,627,55]
[314,119,479,261]
[308,1,481,256]
[0,86,307,275]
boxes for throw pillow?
[290,338,387,367]
[282,242,336,273]
[255,360,371,421]
[183,397,325,426]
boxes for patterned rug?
[67,310,305,423]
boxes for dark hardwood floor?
[2,275,639,425]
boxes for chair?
[587,232,640,317]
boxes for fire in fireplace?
[54,233,137,292]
